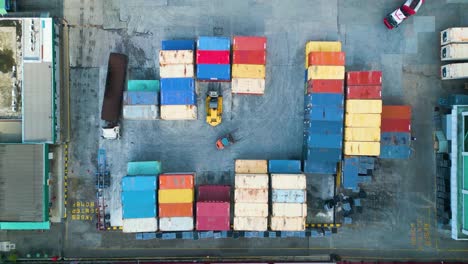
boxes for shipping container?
[272,189,306,203]
[346,85,382,99]
[127,162,161,176]
[123,91,159,105]
[268,160,302,174]
[197,36,230,51]
[307,65,345,80]
[345,113,381,127]
[122,218,158,233]
[101,53,128,122]
[159,189,194,203]
[381,105,411,119]
[307,79,344,94]
[122,190,157,218]
[307,133,343,148]
[308,51,345,66]
[123,105,159,120]
[305,148,342,162]
[441,63,468,80]
[231,78,266,94]
[128,80,159,92]
[346,100,382,114]
[234,189,268,203]
[344,141,380,156]
[197,185,230,202]
[441,44,468,61]
[159,174,194,189]
[304,106,344,121]
[233,50,266,65]
[197,64,231,81]
[303,159,337,174]
[122,175,157,191]
[304,120,343,134]
[235,159,268,173]
[159,64,194,78]
[272,203,307,217]
[235,174,269,189]
[233,216,268,231]
[234,203,268,217]
[380,132,410,146]
[160,78,196,105]
[162,40,195,51]
[441,27,468,45]
[160,105,197,120]
[344,127,381,142]
[232,64,266,79]
[271,174,306,189]
[197,201,230,216]
[346,71,382,86]
[306,93,344,107]
[380,145,412,159]
[159,50,194,65]
[159,217,194,231]
[233,36,267,51]
[196,50,230,64]
[159,203,193,217]
[305,41,342,68]
[196,215,230,231]
[270,216,306,231]
[381,118,411,132]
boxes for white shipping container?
[159,64,194,78]
[235,174,269,189]
[159,217,194,231]
[235,203,268,217]
[123,105,159,120]
[159,50,194,65]
[122,218,158,233]
[270,216,306,231]
[234,188,268,203]
[441,63,468,80]
[233,216,268,231]
[160,105,197,120]
[441,27,468,45]
[271,174,306,190]
[441,44,468,61]
[235,159,268,173]
[272,203,307,217]
[231,78,266,94]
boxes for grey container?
[123,105,159,120]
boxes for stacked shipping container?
[123,80,160,120]
[196,185,231,231]
[158,173,195,231]
[344,71,383,156]
[380,105,412,159]
[160,40,197,120]
[231,36,267,94]
[233,160,269,231]
[303,41,345,174]
[196,37,231,81]
[440,28,468,80]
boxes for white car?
[384,0,424,29]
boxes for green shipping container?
[127,161,161,175]
[128,80,160,92]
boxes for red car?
[384,0,424,29]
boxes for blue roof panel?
[162,40,195,51]
[160,78,196,105]
[197,36,230,50]
[197,64,231,81]
[122,190,156,218]
[122,175,157,191]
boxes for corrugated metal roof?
[0,144,45,222]
[22,62,53,143]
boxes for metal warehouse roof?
[0,144,46,222]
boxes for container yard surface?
[21,0,468,262]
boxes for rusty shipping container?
[159,50,194,65]
[101,53,128,122]
[308,51,345,66]
[346,85,382,99]
[159,174,194,189]
[235,159,268,173]
[234,189,268,203]
[346,71,382,86]
[235,174,269,189]
[159,203,193,217]
[381,105,412,119]
[307,79,344,94]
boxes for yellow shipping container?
[346,100,382,114]
[344,142,380,156]
[232,64,266,79]
[159,189,194,203]
[345,113,381,127]
[305,41,342,68]
[307,66,345,80]
[344,127,381,142]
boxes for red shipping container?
[233,36,267,51]
[197,185,230,202]
[346,85,382,99]
[196,215,230,231]
[308,52,345,66]
[382,105,411,119]
[196,202,230,216]
[307,80,344,94]
[159,174,194,189]
[347,71,382,85]
[196,202,230,230]
[159,203,193,217]
[381,118,411,132]
[196,50,230,64]
[232,50,266,65]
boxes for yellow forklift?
[206,87,222,126]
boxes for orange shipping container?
[159,203,193,217]
[159,174,194,189]
[381,105,411,120]
[308,52,345,66]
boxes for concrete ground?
[3,0,468,262]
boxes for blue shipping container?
[343,157,359,190]
[381,132,410,146]
[307,133,342,148]
[197,64,231,81]
[304,121,343,134]
[122,175,157,191]
[268,160,302,173]
[272,189,306,203]
[304,93,344,107]
[197,36,230,51]
[122,190,157,218]
[303,159,337,174]
[123,91,159,105]
[306,148,342,162]
[304,106,344,121]
[380,145,411,159]
[160,78,196,105]
[162,40,195,51]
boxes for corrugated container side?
[159,217,194,231]
[345,100,382,114]
[234,189,268,203]
[159,50,194,65]
[159,189,194,203]
[381,105,411,119]
[304,106,344,121]
[307,65,345,80]
[346,85,382,99]
[232,64,266,79]
[196,50,230,64]
[162,40,195,51]
[233,50,266,65]
[233,36,267,51]
[381,119,411,132]
[272,189,306,203]
[440,27,468,45]
[127,80,159,92]
[441,63,468,79]
[380,132,410,146]
[160,105,197,120]
[160,78,196,104]
[345,113,381,127]
[159,64,194,78]
[270,216,306,231]
[344,127,381,142]
[380,145,412,159]
[159,174,194,189]
[123,105,159,120]
[234,203,268,217]
[123,91,159,105]
[197,185,230,202]
[271,174,306,189]
[196,64,231,81]
[233,216,268,231]
[304,121,343,134]
[305,41,342,67]
[306,148,342,162]
[122,218,158,233]
[127,162,161,176]
[196,215,230,231]
[122,175,157,191]
[122,190,157,218]
[234,174,269,189]
[344,141,381,156]
[272,203,307,217]
[268,160,302,174]
[196,202,230,217]
[441,43,468,61]
[346,71,382,85]
[308,51,345,66]
[307,79,344,94]
[235,160,268,173]
[197,36,230,51]
[303,159,337,174]
[306,93,344,107]
[307,133,343,149]
[159,203,193,217]
[231,78,265,94]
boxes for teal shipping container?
[127,161,161,176]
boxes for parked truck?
[441,63,468,80]
[441,27,468,46]
[101,53,128,139]
[441,44,468,61]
